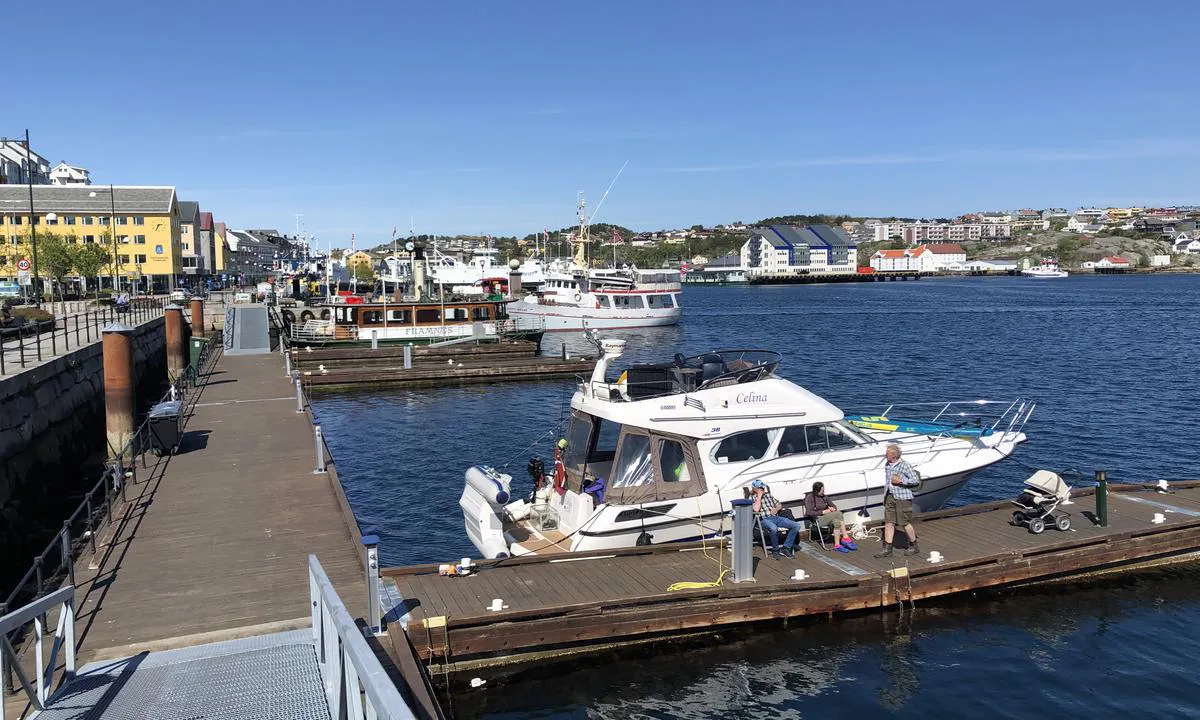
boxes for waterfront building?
[869,243,964,272]
[1094,256,1131,269]
[179,200,201,277]
[1173,234,1200,255]
[49,162,91,186]
[225,229,274,281]
[872,221,909,242]
[197,211,216,275]
[741,224,856,275]
[213,221,228,273]
[0,138,50,185]
[345,250,375,274]
[0,185,182,290]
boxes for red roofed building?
[1095,255,1130,268]
[870,243,966,272]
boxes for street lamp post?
[24,129,41,306]
[89,185,119,291]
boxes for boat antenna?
[588,159,629,225]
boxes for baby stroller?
[1011,470,1072,534]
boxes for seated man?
[803,481,857,552]
[751,479,799,559]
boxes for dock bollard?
[403,343,412,370]
[561,342,568,360]
[1095,469,1108,527]
[371,329,378,350]
[313,425,327,474]
[295,377,304,414]
[284,349,292,377]
[730,498,755,583]
[363,534,382,635]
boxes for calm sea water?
[313,274,1200,718]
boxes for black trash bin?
[147,400,182,456]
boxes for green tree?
[1056,235,1082,267]
[350,263,375,283]
[73,242,110,299]
[36,232,76,313]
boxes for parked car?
[168,289,189,303]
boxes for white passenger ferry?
[505,198,683,330]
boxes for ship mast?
[572,193,590,269]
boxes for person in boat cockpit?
[752,479,799,559]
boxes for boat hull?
[556,471,972,553]
[506,304,682,331]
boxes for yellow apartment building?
[0,185,182,291]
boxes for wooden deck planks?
[387,484,1200,665]
[67,351,366,660]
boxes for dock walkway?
[386,483,1200,669]
[66,349,365,660]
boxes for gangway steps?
[32,630,330,720]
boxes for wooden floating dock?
[300,354,596,389]
[748,271,920,285]
[291,339,540,369]
[384,482,1200,671]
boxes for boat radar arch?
[588,338,627,393]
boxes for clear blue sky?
[8,0,1199,245]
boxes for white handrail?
[308,555,413,720]
[0,586,76,719]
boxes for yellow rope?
[667,499,729,591]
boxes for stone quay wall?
[0,319,166,587]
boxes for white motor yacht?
[1022,260,1069,278]
[461,341,1034,557]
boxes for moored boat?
[1022,260,1069,278]
[461,341,1033,557]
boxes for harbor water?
[313,274,1200,718]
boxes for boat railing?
[290,319,347,344]
[495,316,545,335]
[589,349,781,401]
[849,398,1036,447]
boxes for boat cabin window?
[780,423,863,455]
[336,307,353,322]
[388,310,411,323]
[657,439,691,483]
[561,415,594,470]
[594,417,621,459]
[778,426,808,456]
[444,308,468,321]
[360,310,384,324]
[415,309,440,324]
[611,434,653,489]
[712,429,778,464]
[613,295,644,309]
[597,295,611,308]
[471,306,491,321]
[646,294,674,309]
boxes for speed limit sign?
[16,258,30,271]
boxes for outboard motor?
[527,457,546,493]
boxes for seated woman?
[803,481,857,553]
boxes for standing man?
[752,479,800,559]
[875,444,921,558]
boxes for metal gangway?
[1,556,413,720]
